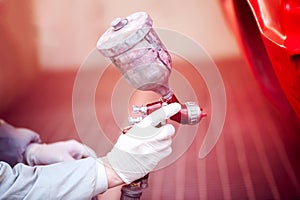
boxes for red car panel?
[219,0,300,119]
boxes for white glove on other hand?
[25,139,96,166]
[105,103,181,184]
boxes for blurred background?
[0,0,299,199]
[35,0,240,69]
[0,0,240,112]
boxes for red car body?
[219,0,300,119]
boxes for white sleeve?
[95,159,109,194]
[0,157,108,200]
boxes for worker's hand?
[103,103,181,184]
[25,139,96,166]
[0,120,41,166]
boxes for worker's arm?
[0,158,108,200]
[0,103,180,199]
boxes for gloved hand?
[25,139,97,166]
[0,120,41,166]
[103,103,181,184]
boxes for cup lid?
[97,12,153,57]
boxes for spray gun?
[97,12,206,199]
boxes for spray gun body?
[97,11,206,200]
[133,93,206,125]
[97,12,206,125]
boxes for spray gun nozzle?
[132,105,147,114]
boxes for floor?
[2,57,300,199]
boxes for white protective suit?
[0,158,107,199]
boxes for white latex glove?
[104,103,181,184]
[25,139,96,166]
